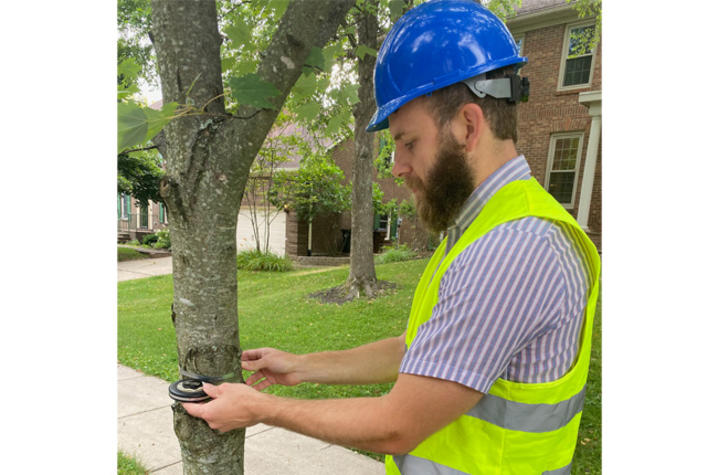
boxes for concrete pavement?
[118,255,384,474]
[118,255,173,281]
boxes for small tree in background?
[269,151,351,256]
[117,148,164,207]
[242,113,294,254]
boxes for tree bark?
[346,1,380,298]
[150,0,354,472]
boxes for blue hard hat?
[367,0,527,132]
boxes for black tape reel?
[169,379,211,403]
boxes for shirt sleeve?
[399,222,567,394]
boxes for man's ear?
[452,103,485,152]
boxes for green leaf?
[117,85,140,101]
[144,102,178,142]
[118,58,141,82]
[388,0,405,21]
[295,102,322,123]
[304,46,325,71]
[355,44,377,61]
[229,73,281,110]
[322,43,343,70]
[336,83,359,106]
[118,102,148,153]
[325,111,348,137]
[118,102,178,153]
[225,20,251,48]
[292,73,318,101]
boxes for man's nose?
[392,152,410,178]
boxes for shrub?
[375,243,417,264]
[142,233,159,246]
[153,228,171,249]
[237,249,293,272]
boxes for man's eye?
[406,141,415,151]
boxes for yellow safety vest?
[386,177,601,475]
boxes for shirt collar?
[445,155,532,253]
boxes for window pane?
[140,205,149,228]
[568,25,595,57]
[563,56,592,86]
[553,137,580,170]
[548,172,575,204]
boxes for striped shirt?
[399,156,593,392]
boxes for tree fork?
[150,0,355,472]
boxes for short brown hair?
[424,66,519,143]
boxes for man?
[184,1,600,473]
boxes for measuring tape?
[168,369,239,403]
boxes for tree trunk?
[346,1,379,298]
[150,0,354,472]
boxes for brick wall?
[513,20,602,248]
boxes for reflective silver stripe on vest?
[543,462,572,474]
[393,454,469,475]
[466,384,587,433]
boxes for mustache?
[404,175,424,192]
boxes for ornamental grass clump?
[375,244,417,264]
[236,249,293,272]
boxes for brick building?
[508,0,602,249]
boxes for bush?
[375,243,417,264]
[142,233,159,246]
[237,249,293,272]
[153,228,171,249]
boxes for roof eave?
[507,3,585,34]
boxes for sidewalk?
[117,257,384,474]
[118,255,173,282]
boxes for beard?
[404,132,476,234]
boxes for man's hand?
[182,382,272,433]
[241,348,303,390]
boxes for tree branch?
[221,0,356,149]
[123,144,159,154]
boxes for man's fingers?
[245,371,266,386]
[241,348,266,361]
[251,379,272,392]
[241,359,262,371]
[202,382,220,398]
[182,402,205,418]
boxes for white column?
[577,92,602,230]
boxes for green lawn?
[117,451,148,474]
[118,259,601,471]
[118,246,152,262]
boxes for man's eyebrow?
[393,131,405,142]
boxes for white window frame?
[557,20,597,91]
[545,132,584,209]
[120,193,130,220]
